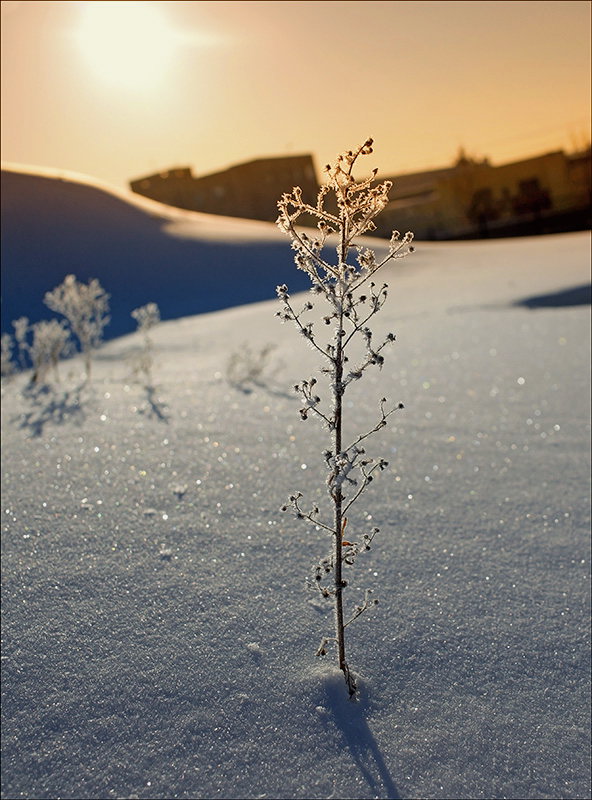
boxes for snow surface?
[1,168,591,800]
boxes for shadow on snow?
[513,283,591,309]
[13,382,86,438]
[321,673,401,800]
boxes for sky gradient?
[1,0,590,188]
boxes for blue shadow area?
[321,673,401,799]
[513,284,591,309]
[1,170,312,339]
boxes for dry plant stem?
[333,215,351,690]
[276,139,414,698]
[333,296,347,682]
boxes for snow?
[0,164,317,340]
[1,166,591,800]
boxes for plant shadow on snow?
[225,343,295,399]
[135,384,169,422]
[313,667,401,799]
[13,381,86,438]
[228,377,296,401]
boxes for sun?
[75,2,177,91]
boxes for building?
[376,147,592,240]
[130,154,319,223]
[130,147,591,240]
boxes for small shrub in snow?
[276,139,414,697]
[12,315,32,371]
[3,317,69,383]
[1,333,15,378]
[44,274,110,381]
[131,302,160,385]
[28,319,71,385]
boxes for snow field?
[1,181,590,800]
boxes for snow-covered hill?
[1,166,591,800]
[1,164,315,339]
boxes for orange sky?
[1,0,590,188]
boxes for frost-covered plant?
[29,319,71,385]
[226,343,277,391]
[44,275,110,381]
[12,316,29,371]
[1,333,15,378]
[131,302,160,385]
[276,139,414,697]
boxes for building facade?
[376,148,591,240]
[130,155,319,223]
[130,148,591,240]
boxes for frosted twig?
[276,138,413,698]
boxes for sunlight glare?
[76,2,177,91]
